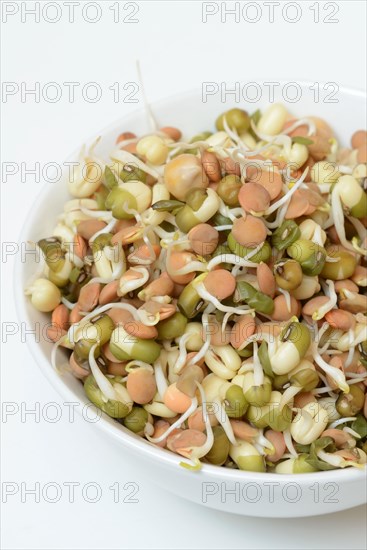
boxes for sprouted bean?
[26,104,367,473]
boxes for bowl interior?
[16,84,367,482]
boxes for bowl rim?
[15,83,367,485]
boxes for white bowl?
[16,84,367,517]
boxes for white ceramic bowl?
[16,84,367,517]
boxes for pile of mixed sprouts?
[26,103,367,473]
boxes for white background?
[1,1,367,548]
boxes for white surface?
[1,0,366,548]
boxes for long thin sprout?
[212,398,237,446]
[264,167,309,216]
[146,397,198,444]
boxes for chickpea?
[136,135,169,165]
[257,104,288,136]
[26,278,61,312]
[164,155,209,200]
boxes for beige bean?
[325,355,344,391]
[325,309,356,331]
[188,407,218,431]
[293,392,316,409]
[255,322,283,341]
[327,225,341,245]
[244,155,266,175]
[222,156,241,176]
[106,362,128,376]
[309,117,334,140]
[285,190,310,219]
[128,244,161,264]
[167,251,197,285]
[271,295,300,321]
[152,420,171,447]
[120,296,145,309]
[77,283,101,312]
[188,409,206,432]
[290,275,321,300]
[160,126,182,141]
[99,280,120,305]
[46,327,67,343]
[340,293,367,314]
[124,320,158,339]
[325,352,364,391]
[309,132,331,161]
[335,450,361,463]
[118,269,146,297]
[126,369,157,405]
[139,300,176,322]
[357,145,367,164]
[164,383,193,413]
[239,182,271,214]
[203,318,232,346]
[230,419,258,441]
[253,167,283,200]
[303,203,318,216]
[171,283,186,298]
[116,131,136,144]
[208,181,219,192]
[46,304,70,342]
[232,215,267,247]
[265,430,286,462]
[91,264,99,278]
[139,272,174,301]
[351,130,367,149]
[176,365,204,397]
[121,142,138,154]
[166,428,183,445]
[77,219,107,241]
[230,315,256,349]
[111,224,143,246]
[113,218,137,234]
[167,429,206,457]
[202,150,222,182]
[73,234,87,259]
[102,342,121,362]
[184,352,206,370]
[69,352,90,380]
[308,119,333,160]
[283,119,307,137]
[352,266,367,287]
[301,155,315,182]
[70,304,83,324]
[203,269,236,300]
[286,118,332,161]
[257,262,276,298]
[107,308,133,326]
[51,303,69,330]
[305,187,325,207]
[164,415,180,425]
[322,429,353,448]
[164,154,209,201]
[334,279,359,294]
[302,296,330,318]
[344,352,363,373]
[188,224,219,256]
